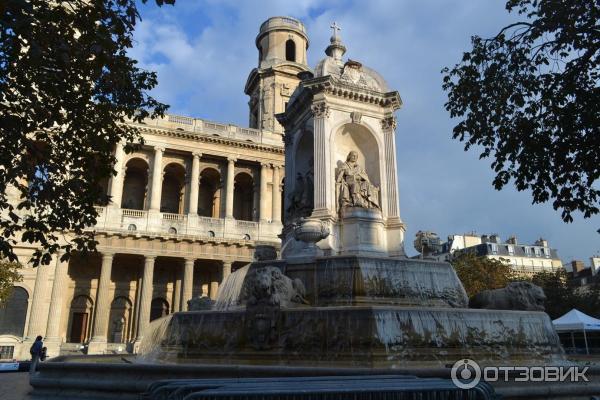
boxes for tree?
[451,253,515,298]
[442,0,600,223]
[0,261,21,304]
[0,0,173,272]
[530,269,600,319]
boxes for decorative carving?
[413,230,442,258]
[339,60,379,91]
[336,151,380,211]
[350,111,362,124]
[240,266,308,308]
[311,102,330,118]
[469,282,546,311]
[381,116,397,131]
[280,83,291,96]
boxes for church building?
[0,15,405,360]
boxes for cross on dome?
[330,22,341,40]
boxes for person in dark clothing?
[29,336,44,374]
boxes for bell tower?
[244,17,311,134]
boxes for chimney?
[535,237,548,247]
[506,235,518,245]
[489,234,499,244]
[571,260,586,275]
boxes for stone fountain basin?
[254,255,470,308]
[139,305,564,368]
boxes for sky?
[131,0,599,262]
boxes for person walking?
[29,336,44,374]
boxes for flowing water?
[136,314,173,363]
[214,264,251,310]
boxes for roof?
[552,309,600,331]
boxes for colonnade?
[107,143,283,223]
[26,252,234,354]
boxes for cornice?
[132,125,285,155]
[303,76,403,110]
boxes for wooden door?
[69,312,88,343]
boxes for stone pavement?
[0,372,32,400]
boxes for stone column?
[210,280,219,300]
[136,256,155,341]
[109,142,125,208]
[44,251,69,356]
[149,147,165,212]
[172,267,182,313]
[225,157,236,218]
[26,260,54,338]
[221,261,232,283]
[181,258,194,311]
[381,116,399,218]
[271,165,281,223]
[259,163,269,222]
[252,184,260,221]
[188,152,201,215]
[311,102,331,215]
[88,253,114,354]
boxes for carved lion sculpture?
[469,281,546,311]
[240,266,308,307]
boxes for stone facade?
[0,17,312,360]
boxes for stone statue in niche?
[286,157,314,220]
[112,317,125,343]
[336,151,380,211]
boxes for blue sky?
[131,0,599,262]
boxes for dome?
[313,57,390,93]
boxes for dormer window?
[285,39,296,62]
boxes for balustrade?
[122,209,146,218]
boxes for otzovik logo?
[450,359,589,388]
[451,359,481,389]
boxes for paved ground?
[0,373,32,400]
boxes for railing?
[125,113,283,147]
[162,212,185,222]
[235,220,259,229]
[89,207,282,242]
[204,121,228,134]
[238,127,260,137]
[94,206,105,216]
[168,114,194,125]
[122,209,146,218]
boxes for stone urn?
[293,218,329,252]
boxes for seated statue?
[336,151,380,210]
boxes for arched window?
[233,172,254,221]
[161,163,186,214]
[121,158,149,210]
[198,168,221,218]
[285,39,296,62]
[0,287,28,336]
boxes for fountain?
[29,18,599,400]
